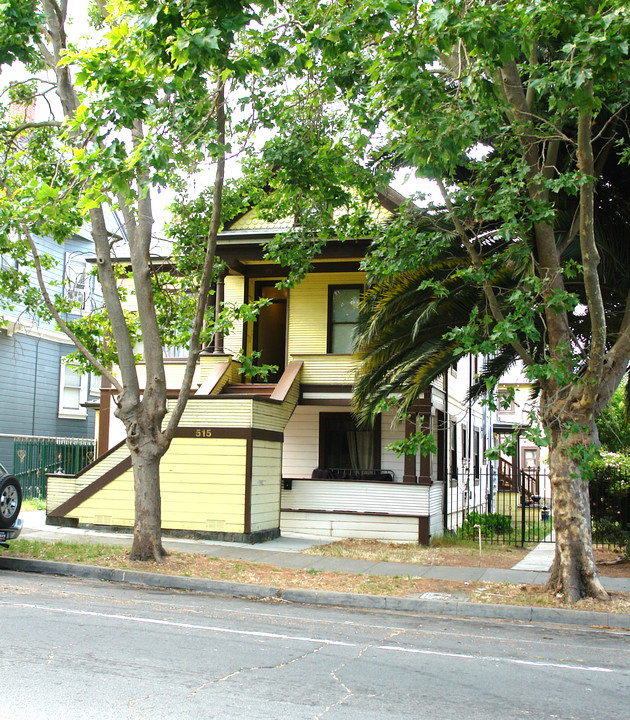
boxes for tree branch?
[436,179,534,366]
[23,228,121,391]
[165,78,227,440]
[577,85,606,403]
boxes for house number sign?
[195,429,213,438]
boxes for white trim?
[302,392,353,400]
[58,359,88,419]
[1,315,74,344]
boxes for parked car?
[0,466,22,547]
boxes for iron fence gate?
[13,436,96,499]
[447,465,629,550]
[445,467,554,546]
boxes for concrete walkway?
[14,511,630,593]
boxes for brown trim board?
[244,437,253,534]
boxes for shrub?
[460,511,513,538]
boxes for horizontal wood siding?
[281,479,430,515]
[65,465,135,526]
[0,331,94,473]
[252,397,295,433]
[380,411,405,482]
[161,438,246,532]
[65,438,248,532]
[290,354,358,385]
[280,512,421,542]
[288,272,364,356]
[282,406,321,477]
[250,439,282,532]
[47,444,130,513]
[429,482,444,538]
[170,398,253,428]
[131,362,202,392]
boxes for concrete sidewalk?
[3,511,629,629]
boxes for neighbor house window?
[58,360,88,418]
[63,252,89,311]
[327,285,361,354]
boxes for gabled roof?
[219,186,408,244]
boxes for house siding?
[0,330,94,473]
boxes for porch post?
[402,414,417,483]
[211,269,226,354]
[416,410,433,486]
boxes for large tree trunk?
[129,444,166,561]
[117,393,169,562]
[545,423,608,603]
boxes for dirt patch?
[303,538,530,569]
[471,582,630,615]
[594,548,630,578]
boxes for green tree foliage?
[253,0,630,602]
[0,0,277,561]
[596,382,630,454]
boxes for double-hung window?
[327,285,362,354]
[58,359,88,419]
[63,252,89,311]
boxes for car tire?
[0,474,22,529]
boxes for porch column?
[211,269,226,354]
[416,410,433,486]
[402,415,417,483]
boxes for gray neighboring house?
[0,225,102,484]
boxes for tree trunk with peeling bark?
[544,416,608,603]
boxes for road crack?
[314,627,407,718]
[189,644,327,697]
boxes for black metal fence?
[12,436,96,499]
[590,469,630,552]
[452,466,630,550]
[450,467,554,546]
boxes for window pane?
[64,364,82,388]
[63,386,81,409]
[331,323,356,354]
[331,288,359,322]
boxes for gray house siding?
[0,226,100,476]
[0,330,95,473]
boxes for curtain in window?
[347,430,373,473]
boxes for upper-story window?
[63,252,90,312]
[58,359,88,419]
[327,285,362,354]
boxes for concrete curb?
[2,556,629,630]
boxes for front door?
[253,282,287,382]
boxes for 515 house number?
[195,429,212,438]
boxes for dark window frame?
[318,411,381,474]
[326,284,363,354]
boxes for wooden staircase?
[221,383,276,398]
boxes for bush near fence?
[590,466,630,556]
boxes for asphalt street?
[1,571,629,720]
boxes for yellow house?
[47,188,494,544]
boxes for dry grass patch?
[303,538,530,569]
[471,582,630,614]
